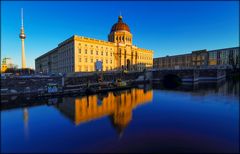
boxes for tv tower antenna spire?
[21,8,24,28]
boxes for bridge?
[151,68,226,83]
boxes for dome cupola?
[108,15,132,45]
[110,16,130,33]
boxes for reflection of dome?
[109,110,132,138]
[110,16,130,33]
[109,115,128,136]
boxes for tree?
[229,51,239,71]
[4,68,17,73]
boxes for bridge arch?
[162,74,182,89]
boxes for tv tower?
[19,8,26,68]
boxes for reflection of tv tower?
[19,8,26,68]
[23,107,29,139]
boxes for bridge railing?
[152,65,228,71]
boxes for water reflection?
[55,89,153,135]
[23,107,29,140]
[152,79,239,98]
[1,80,239,153]
[1,80,238,111]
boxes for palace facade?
[35,16,153,73]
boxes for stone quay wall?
[64,71,144,85]
[1,71,144,95]
[1,77,62,94]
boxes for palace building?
[35,16,153,73]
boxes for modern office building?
[153,53,192,69]
[191,49,208,67]
[153,47,239,69]
[35,16,153,73]
[208,47,239,67]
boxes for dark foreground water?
[1,80,239,153]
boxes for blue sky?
[1,1,239,69]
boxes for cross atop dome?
[118,15,123,22]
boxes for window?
[78,49,81,54]
[85,49,87,54]
[110,52,112,56]
[101,51,103,55]
[85,58,87,62]
[110,60,112,64]
[91,59,93,63]
[79,58,81,62]
[91,50,93,54]
[106,52,108,56]
[96,51,98,55]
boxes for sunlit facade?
[35,16,153,73]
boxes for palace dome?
[110,16,130,33]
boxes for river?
[1,80,239,153]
